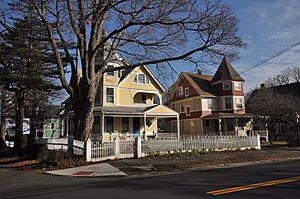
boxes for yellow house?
[91,60,180,142]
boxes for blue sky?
[2,0,300,93]
[153,0,300,92]
[221,0,300,91]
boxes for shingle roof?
[185,73,217,96]
[211,57,244,82]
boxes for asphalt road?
[1,160,300,199]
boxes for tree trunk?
[72,79,99,141]
[0,87,7,143]
[14,90,25,152]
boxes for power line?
[241,40,300,74]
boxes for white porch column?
[177,115,180,139]
[101,114,105,135]
[144,114,147,140]
[218,118,222,136]
[66,116,69,137]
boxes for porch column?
[66,116,69,137]
[218,118,222,136]
[177,115,180,139]
[235,118,239,136]
[144,114,147,140]
[101,114,105,134]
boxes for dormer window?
[234,82,242,91]
[223,82,231,91]
[133,74,150,84]
[106,65,114,76]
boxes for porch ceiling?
[202,112,255,120]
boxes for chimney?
[260,83,265,88]
[197,69,202,75]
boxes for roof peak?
[211,57,244,82]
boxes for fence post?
[114,137,120,159]
[135,136,142,158]
[256,134,261,150]
[68,136,74,152]
[86,138,92,162]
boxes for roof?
[211,57,244,82]
[251,82,300,98]
[186,73,218,96]
[96,105,157,114]
[94,105,178,117]
[202,112,255,119]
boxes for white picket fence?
[35,137,85,155]
[86,135,260,162]
[34,135,261,162]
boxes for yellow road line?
[207,176,300,195]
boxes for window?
[186,106,191,116]
[236,98,243,109]
[234,82,242,90]
[105,117,114,133]
[205,120,210,127]
[122,117,129,133]
[141,94,147,104]
[106,88,114,103]
[185,87,189,96]
[172,103,176,110]
[106,65,114,76]
[227,119,234,131]
[180,102,184,112]
[93,116,101,134]
[176,86,184,96]
[223,82,231,91]
[207,98,213,109]
[133,74,150,84]
[225,97,232,109]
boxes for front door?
[133,118,140,135]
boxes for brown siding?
[170,76,198,101]
[180,110,202,119]
[212,81,244,96]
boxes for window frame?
[234,82,242,91]
[121,117,129,133]
[176,86,184,97]
[225,97,232,109]
[223,82,231,91]
[207,98,213,109]
[133,73,150,84]
[106,87,114,103]
[106,64,115,76]
[235,98,243,109]
[186,106,191,116]
[105,117,114,133]
[185,87,189,97]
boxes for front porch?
[92,105,180,142]
[202,112,254,136]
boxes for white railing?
[35,137,85,155]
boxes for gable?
[118,65,164,92]
[170,74,199,101]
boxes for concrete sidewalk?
[46,163,127,177]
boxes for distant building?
[168,57,254,137]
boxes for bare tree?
[247,85,300,143]
[3,0,244,140]
[265,66,300,87]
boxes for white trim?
[132,73,151,85]
[233,81,242,91]
[185,87,189,97]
